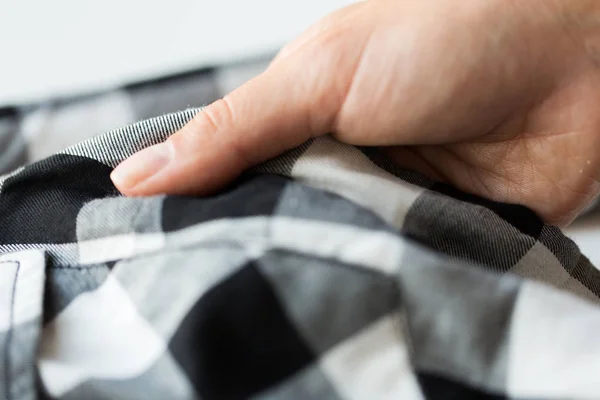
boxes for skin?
[110,0,600,227]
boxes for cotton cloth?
[1,61,600,400]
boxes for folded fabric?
[1,107,600,399]
[0,61,270,176]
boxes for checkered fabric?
[0,58,271,176]
[2,60,600,399]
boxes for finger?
[109,65,325,196]
[272,1,368,64]
[110,29,366,196]
[110,2,372,197]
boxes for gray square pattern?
[0,59,600,399]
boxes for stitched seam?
[50,265,108,270]
[0,260,20,400]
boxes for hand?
[110,0,600,227]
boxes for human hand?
[110,0,600,227]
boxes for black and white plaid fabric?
[2,59,600,400]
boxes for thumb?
[110,42,354,196]
[110,1,372,197]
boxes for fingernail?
[110,143,171,190]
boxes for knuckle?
[168,97,237,150]
[195,97,236,135]
[171,96,251,168]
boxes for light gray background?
[0,0,354,104]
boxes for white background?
[0,0,354,104]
